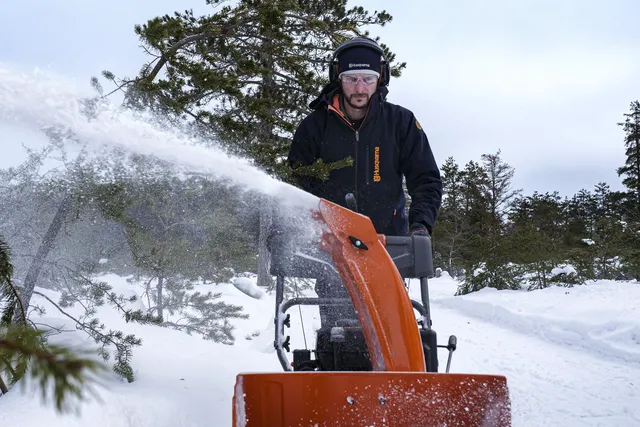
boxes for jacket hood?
[309,83,389,110]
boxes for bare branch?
[32,291,122,351]
[103,80,135,99]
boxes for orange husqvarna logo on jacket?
[373,146,381,182]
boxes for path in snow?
[415,279,640,427]
[429,306,639,427]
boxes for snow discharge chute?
[233,197,511,426]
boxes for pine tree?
[617,101,640,214]
[457,160,490,280]
[620,220,640,280]
[507,192,572,289]
[434,157,471,276]
[590,183,626,279]
[101,0,406,294]
[480,151,521,284]
[103,0,404,180]
[459,160,491,232]
[0,143,157,382]
[11,193,73,323]
[92,156,251,344]
[481,150,521,224]
[0,143,65,287]
[565,189,597,240]
[457,154,521,293]
[1,236,106,412]
[564,188,598,279]
[456,160,506,293]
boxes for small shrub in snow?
[457,262,522,295]
[547,264,585,287]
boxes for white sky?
[1,0,639,197]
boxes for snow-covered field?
[422,275,640,426]
[1,273,639,427]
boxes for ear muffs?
[329,37,390,87]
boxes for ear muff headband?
[329,37,390,86]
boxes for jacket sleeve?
[287,114,321,194]
[398,112,443,232]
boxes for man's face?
[340,73,378,110]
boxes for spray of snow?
[233,376,246,427]
[0,66,318,211]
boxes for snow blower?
[232,196,511,426]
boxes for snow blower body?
[232,196,511,426]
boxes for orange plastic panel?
[233,372,511,426]
[315,199,426,372]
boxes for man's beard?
[345,93,370,109]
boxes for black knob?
[448,335,457,351]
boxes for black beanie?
[337,46,382,77]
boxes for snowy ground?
[1,273,639,427]
[418,275,640,427]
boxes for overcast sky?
[1,0,639,197]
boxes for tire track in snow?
[431,296,640,367]
[428,304,640,426]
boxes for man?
[288,37,442,237]
[287,37,443,326]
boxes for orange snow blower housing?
[232,197,511,426]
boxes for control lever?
[345,193,358,212]
[437,335,457,373]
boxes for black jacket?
[288,84,442,236]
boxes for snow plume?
[0,66,318,212]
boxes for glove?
[409,223,431,236]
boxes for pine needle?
[0,324,107,413]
